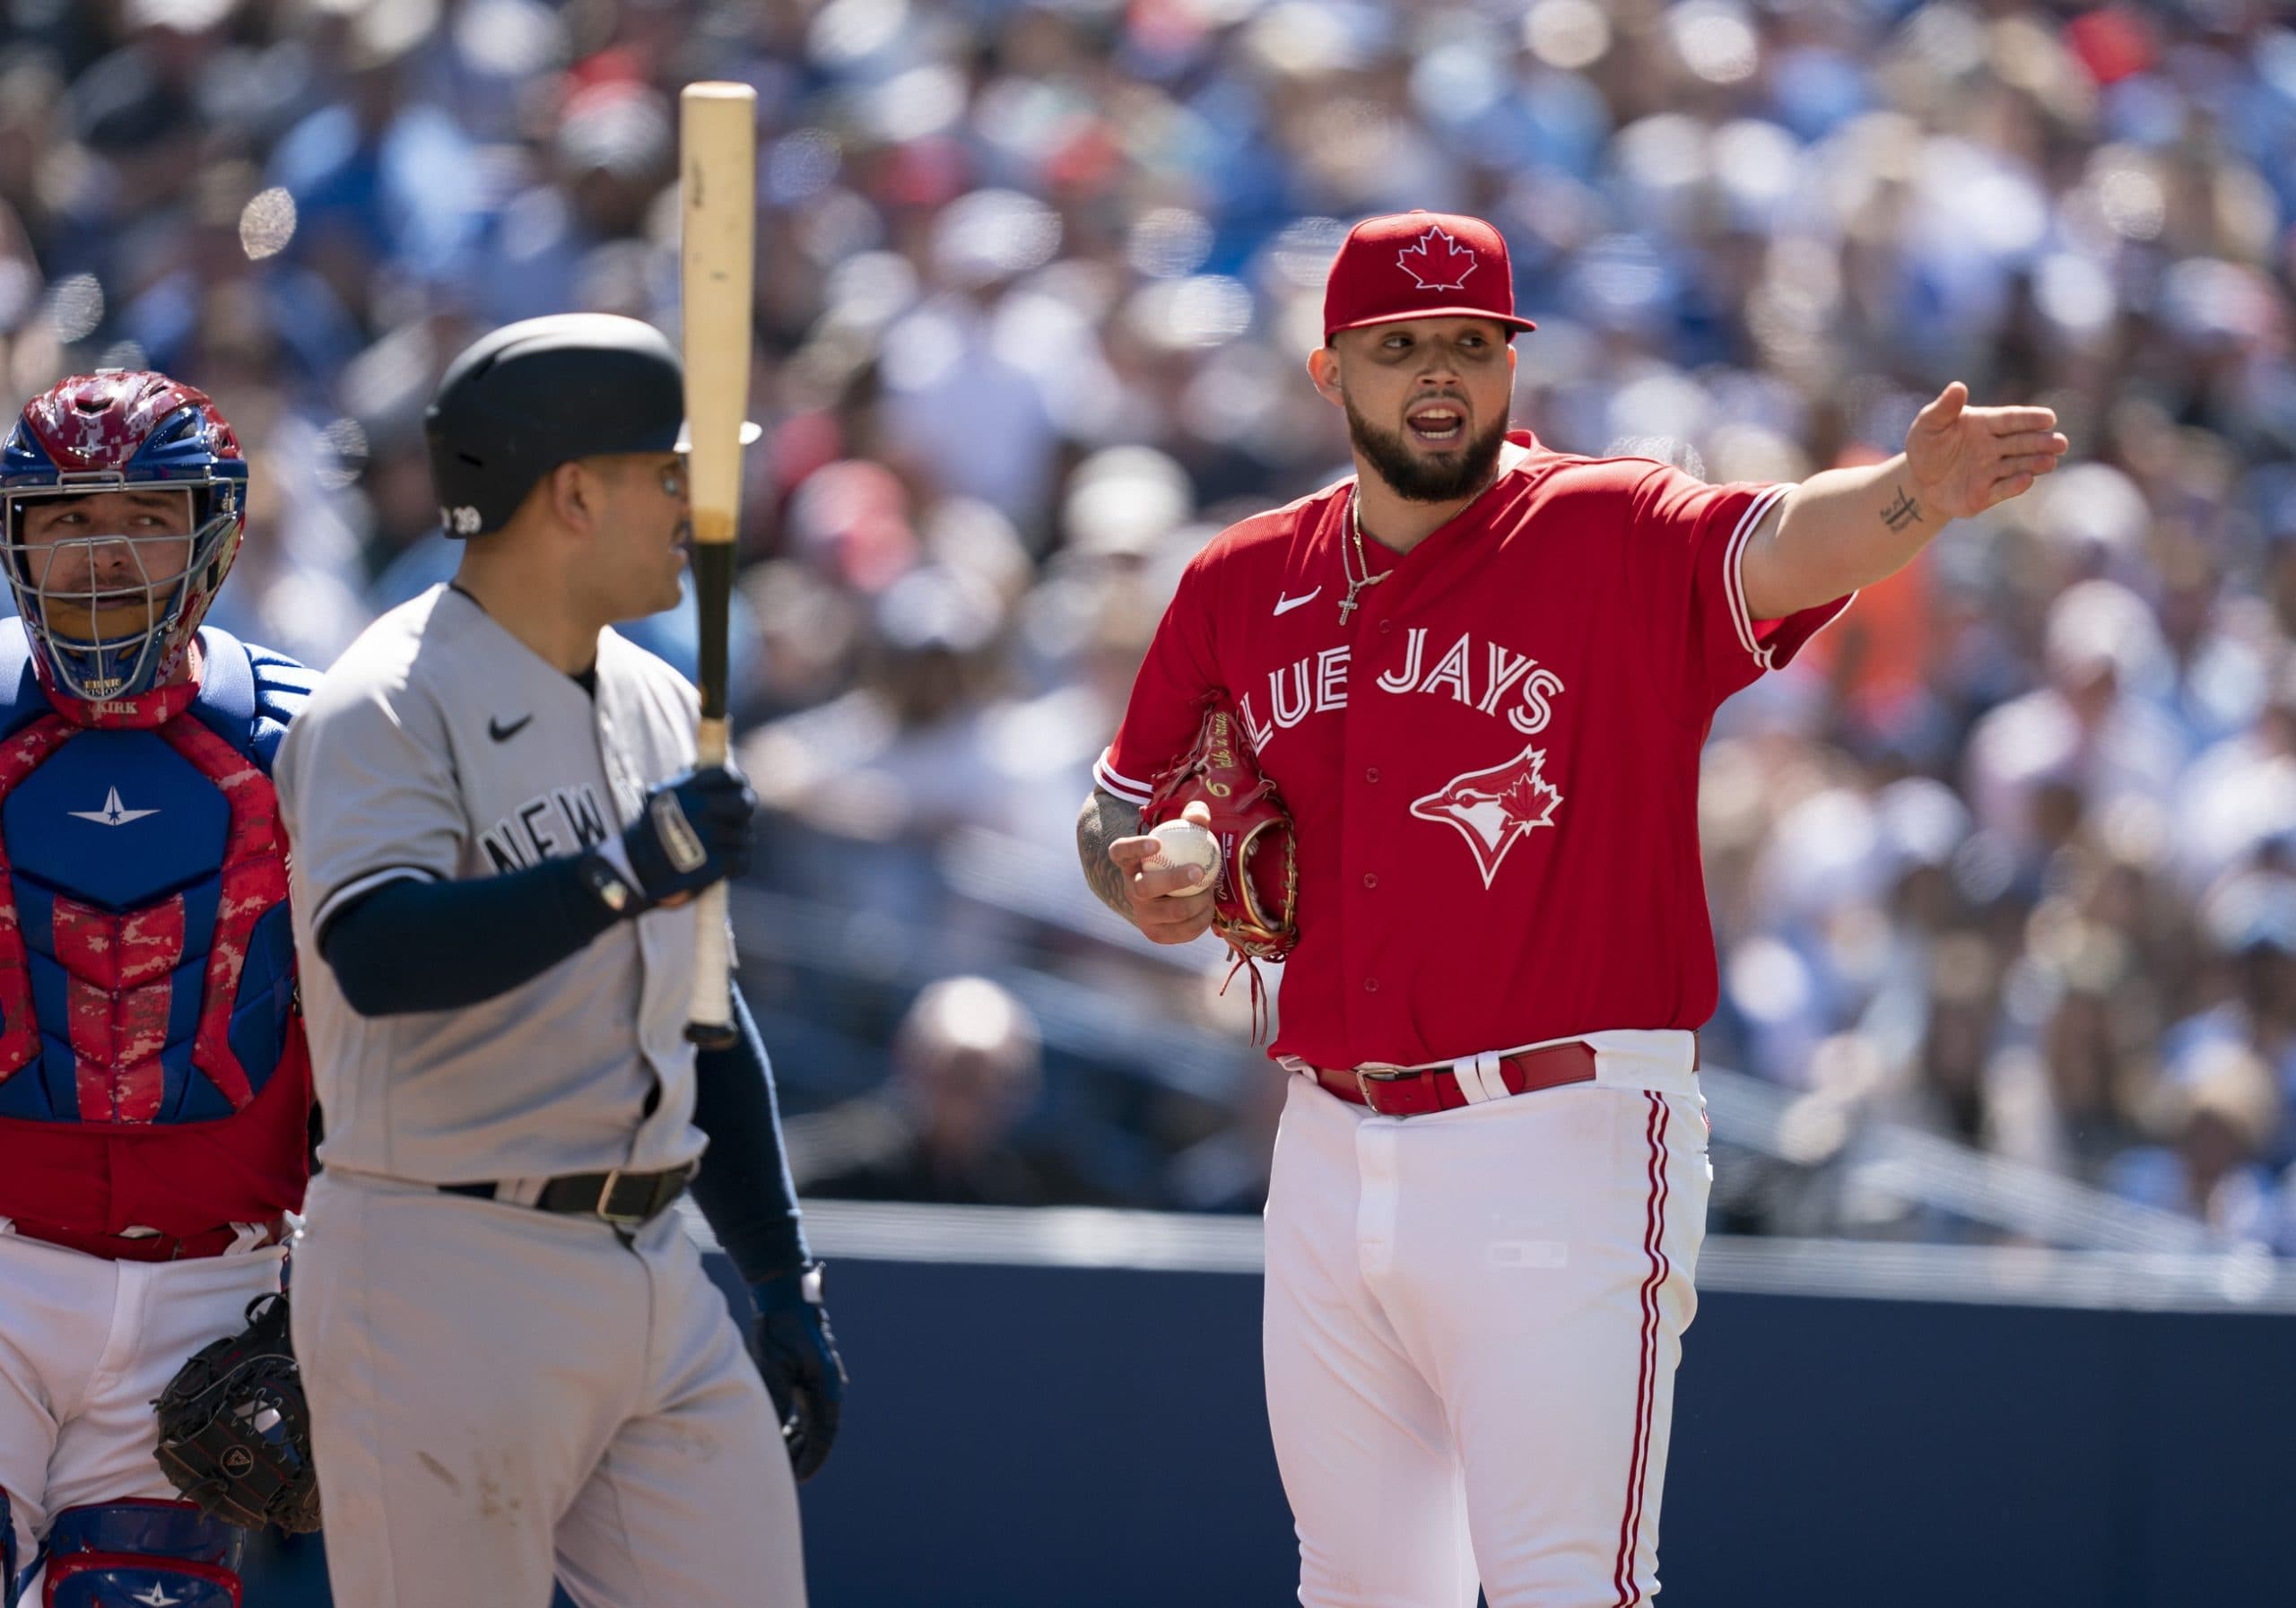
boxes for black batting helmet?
[424,313,685,538]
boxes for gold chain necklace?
[1339,490,1393,626]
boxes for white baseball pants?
[0,1232,286,1606]
[1263,1030,1710,1607]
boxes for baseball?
[1146,818,1220,897]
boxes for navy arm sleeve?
[317,859,622,1016]
[690,987,810,1284]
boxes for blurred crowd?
[4,0,2294,1250]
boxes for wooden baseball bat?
[679,80,755,1048]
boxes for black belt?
[439,1161,695,1228]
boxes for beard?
[1344,398,1510,503]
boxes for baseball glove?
[152,1292,323,1534]
[1141,695,1299,963]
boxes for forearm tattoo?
[1076,789,1144,918]
[1881,484,1924,533]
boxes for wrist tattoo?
[1881,485,1924,533]
[1076,790,1143,918]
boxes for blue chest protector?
[0,623,315,1126]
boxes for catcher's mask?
[0,370,248,701]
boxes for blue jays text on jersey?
[1237,626,1570,754]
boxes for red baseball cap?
[1322,210,1536,342]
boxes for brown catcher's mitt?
[152,1292,323,1534]
[1142,695,1298,963]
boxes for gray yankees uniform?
[274,584,804,1608]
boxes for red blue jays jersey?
[1098,434,1852,1072]
[0,620,314,1244]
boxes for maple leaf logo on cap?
[1396,225,1478,293]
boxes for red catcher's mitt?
[1141,696,1298,962]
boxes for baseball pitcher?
[1078,210,2068,1605]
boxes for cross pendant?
[1338,583,1365,624]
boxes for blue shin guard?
[41,1501,242,1607]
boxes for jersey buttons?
[1364,767,1380,783]
[1362,873,1378,889]
[1363,977,1379,993]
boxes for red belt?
[1308,1040,1600,1117]
[6,1217,286,1263]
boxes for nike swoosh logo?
[489,715,533,743]
[1273,588,1322,617]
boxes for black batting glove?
[748,1263,847,1482]
[621,766,756,908]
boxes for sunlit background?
[6,0,2293,1259]
[9,1,2296,1603]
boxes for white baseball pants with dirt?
[292,1169,806,1608]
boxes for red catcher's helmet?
[0,370,250,700]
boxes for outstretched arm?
[1740,383,2069,621]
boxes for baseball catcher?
[0,369,317,1605]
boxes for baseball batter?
[274,315,839,1608]
[0,372,314,1606]
[1077,211,2068,1605]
